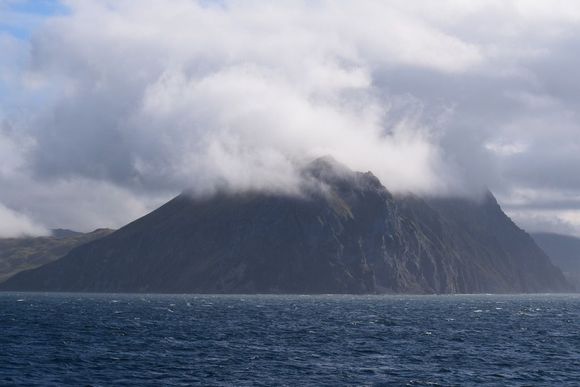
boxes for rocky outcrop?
[0,158,571,293]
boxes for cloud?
[507,209,580,237]
[0,202,48,238]
[1,0,580,234]
[17,0,484,198]
[500,187,580,237]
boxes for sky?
[0,0,579,237]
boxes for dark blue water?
[1,293,579,386]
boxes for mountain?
[0,158,571,294]
[0,228,114,283]
[50,229,84,239]
[531,232,580,291]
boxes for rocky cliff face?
[1,158,571,293]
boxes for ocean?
[1,293,579,386]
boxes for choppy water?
[1,293,579,386]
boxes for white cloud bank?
[1,0,580,235]
[0,203,49,238]
[23,0,483,196]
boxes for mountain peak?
[302,156,383,195]
[1,165,571,293]
[304,155,352,178]
[1,159,571,294]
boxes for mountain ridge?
[0,158,571,294]
[0,228,114,283]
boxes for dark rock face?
[1,159,571,293]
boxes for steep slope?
[532,233,580,291]
[0,229,113,283]
[424,196,570,292]
[1,159,570,293]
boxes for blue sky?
[0,0,68,106]
[0,0,67,40]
